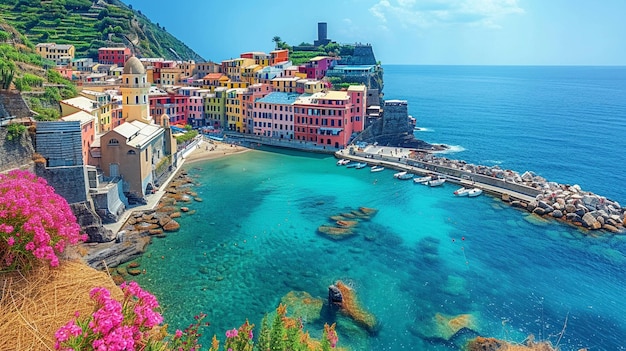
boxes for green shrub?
[5,122,26,141]
[0,31,10,42]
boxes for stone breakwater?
[344,147,626,233]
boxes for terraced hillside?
[0,0,204,61]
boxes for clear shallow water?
[132,66,626,351]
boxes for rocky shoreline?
[80,171,200,270]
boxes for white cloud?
[368,0,524,28]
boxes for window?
[108,138,120,145]
[127,150,136,155]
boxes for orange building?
[270,49,289,66]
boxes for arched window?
[108,138,119,146]
[135,96,139,104]
[135,77,138,84]
[127,150,136,155]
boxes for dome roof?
[123,56,145,75]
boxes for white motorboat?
[454,187,470,196]
[413,176,432,184]
[355,162,368,169]
[336,159,350,166]
[397,172,414,180]
[468,188,483,197]
[393,171,407,178]
[427,178,446,187]
[371,166,385,172]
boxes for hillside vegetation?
[0,21,77,121]
[0,0,204,62]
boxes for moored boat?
[355,162,368,169]
[371,166,385,172]
[468,188,483,197]
[345,162,358,168]
[413,175,432,184]
[397,172,414,180]
[336,159,350,166]
[427,178,446,187]
[454,187,470,196]
[393,171,407,178]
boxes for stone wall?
[34,163,89,204]
[338,45,377,65]
[0,127,35,173]
[0,91,31,120]
[354,100,437,149]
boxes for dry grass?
[0,260,122,350]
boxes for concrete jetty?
[336,145,625,233]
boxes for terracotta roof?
[203,73,224,80]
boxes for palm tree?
[272,36,282,49]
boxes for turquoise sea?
[132,66,626,351]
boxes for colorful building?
[160,66,185,86]
[270,49,289,66]
[60,111,95,165]
[120,57,151,123]
[205,87,227,128]
[293,87,367,148]
[252,92,298,139]
[242,83,273,133]
[299,56,336,80]
[149,92,188,126]
[225,88,246,132]
[80,89,114,132]
[60,96,101,133]
[296,79,326,94]
[35,43,75,65]
[271,77,301,93]
[240,52,270,66]
[221,58,255,82]
[202,73,230,90]
[98,47,131,66]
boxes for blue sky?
[131,0,626,65]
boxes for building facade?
[98,47,131,66]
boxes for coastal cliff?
[354,100,445,150]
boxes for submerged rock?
[415,312,480,341]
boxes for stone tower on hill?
[120,56,151,123]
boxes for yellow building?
[35,43,75,65]
[205,87,227,128]
[161,66,185,86]
[271,77,301,93]
[120,57,151,123]
[80,90,114,132]
[222,58,255,82]
[225,88,246,132]
[242,64,262,85]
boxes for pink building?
[298,56,336,80]
[293,86,367,148]
[61,111,95,165]
[179,87,208,127]
[252,92,298,139]
[98,47,131,66]
[149,92,189,126]
[242,83,273,133]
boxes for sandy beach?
[184,139,251,164]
